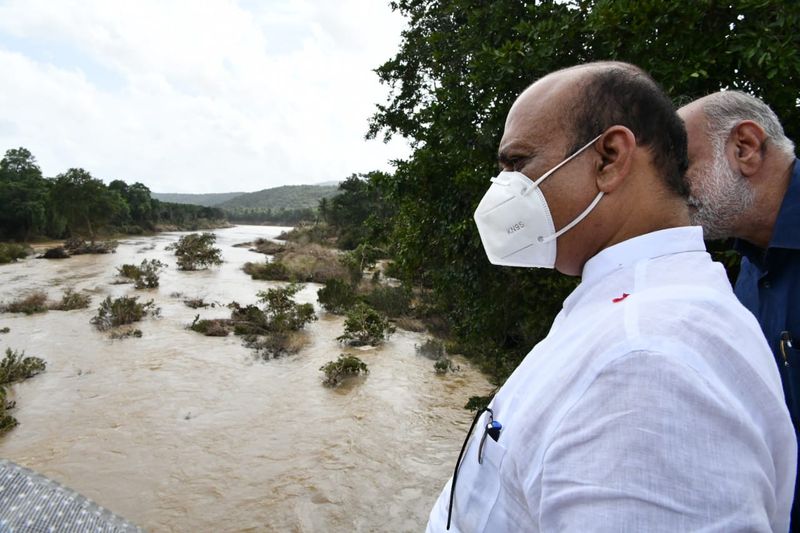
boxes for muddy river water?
[0,226,491,532]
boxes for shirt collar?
[766,158,800,250]
[735,158,800,260]
[580,226,707,286]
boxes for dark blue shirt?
[734,157,800,527]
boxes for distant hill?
[218,184,339,211]
[151,192,246,207]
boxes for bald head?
[508,62,689,196]
[495,61,691,275]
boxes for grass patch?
[243,243,348,283]
[1,291,48,315]
[337,303,395,346]
[64,238,118,255]
[320,354,369,387]
[277,224,336,246]
[49,288,91,311]
[91,296,160,331]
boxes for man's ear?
[730,120,767,177]
[594,125,635,193]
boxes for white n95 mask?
[473,134,603,268]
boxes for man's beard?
[687,149,755,240]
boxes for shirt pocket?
[454,436,508,532]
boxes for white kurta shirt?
[427,226,796,532]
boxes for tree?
[50,168,127,241]
[367,0,800,382]
[0,148,49,240]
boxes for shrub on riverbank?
[243,260,291,281]
[251,238,285,255]
[49,288,91,311]
[337,303,395,346]
[0,243,30,264]
[169,233,222,270]
[277,224,336,246]
[1,291,48,315]
[317,278,358,314]
[91,296,160,331]
[320,354,369,387]
[0,327,9,334]
[117,258,166,288]
[362,285,411,318]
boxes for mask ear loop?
[522,133,603,196]
[539,191,604,244]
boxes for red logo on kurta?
[612,293,630,303]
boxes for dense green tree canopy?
[364,0,800,381]
[0,147,227,241]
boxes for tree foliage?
[361,0,800,382]
[170,233,223,271]
[0,147,228,241]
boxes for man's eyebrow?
[497,147,535,166]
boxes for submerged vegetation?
[0,348,46,435]
[117,258,167,289]
[0,243,30,264]
[1,291,48,315]
[189,283,316,359]
[170,233,223,271]
[49,288,92,311]
[91,296,160,331]
[320,354,369,387]
[337,303,395,347]
[1,288,92,314]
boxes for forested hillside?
[219,184,340,225]
[151,192,246,207]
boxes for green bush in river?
[1,291,48,315]
[320,354,369,387]
[91,296,160,331]
[117,258,166,289]
[415,338,445,360]
[190,283,317,359]
[0,348,47,436]
[49,288,91,311]
[169,232,222,271]
[0,243,30,264]
[337,303,395,347]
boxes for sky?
[0,0,410,193]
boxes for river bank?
[0,225,491,531]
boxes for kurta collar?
[580,226,707,286]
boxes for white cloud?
[0,0,409,192]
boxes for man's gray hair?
[702,90,795,157]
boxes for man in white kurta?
[427,63,796,531]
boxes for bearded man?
[679,90,800,529]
